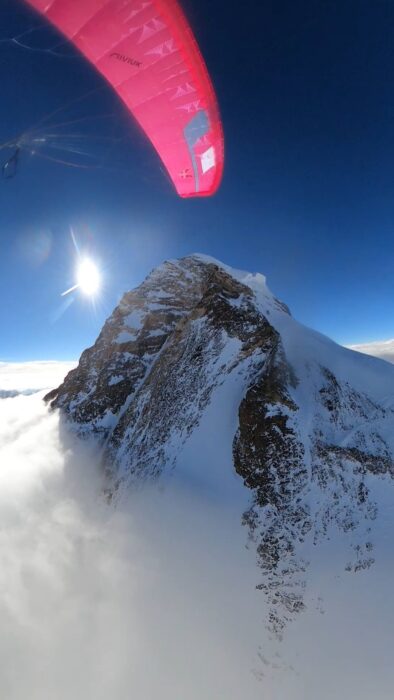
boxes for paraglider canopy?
[23,0,224,198]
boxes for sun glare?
[76,258,101,296]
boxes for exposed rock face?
[45,254,394,637]
[46,255,286,463]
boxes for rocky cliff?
[46,254,394,637]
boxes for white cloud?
[0,361,76,393]
[0,390,393,699]
[0,392,264,700]
[348,339,394,364]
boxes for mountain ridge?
[45,254,394,637]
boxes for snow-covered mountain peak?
[45,254,394,639]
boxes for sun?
[76,258,101,296]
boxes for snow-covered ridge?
[45,254,394,638]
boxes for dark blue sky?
[1,0,394,361]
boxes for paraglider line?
[32,141,101,159]
[0,25,77,58]
[26,112,117,137]
[23,86,109,137]
[29,150,104,169]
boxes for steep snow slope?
[46,254,394,638]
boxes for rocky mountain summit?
[45,254,394,637]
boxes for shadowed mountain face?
[45,254,394,637]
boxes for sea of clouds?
[348,339,394,364]
[0,375,265,700]
[0,360,77,393]
[0,364,393,699]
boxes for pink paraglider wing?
[24,0,224,197]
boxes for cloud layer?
[0,392,265,700]
[348,339,394,364]
[0,387,393,698]
[0,361,77,393]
